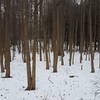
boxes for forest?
[0,0,100,100]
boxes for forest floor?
[0,51,100,100]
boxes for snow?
[0,51,100,100]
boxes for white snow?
[0,51,100,100]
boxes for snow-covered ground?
[0,51,100,100]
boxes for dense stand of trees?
[0,0,100,90]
